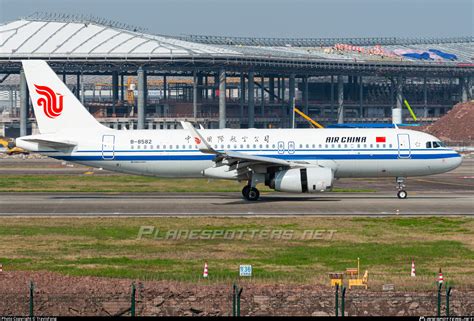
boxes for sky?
[0,0,472,38]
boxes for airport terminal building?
[0,14,473,137]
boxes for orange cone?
[203,262,208,278]
[411,260,416,277]
[437,268,444,284]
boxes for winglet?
[180,121,218,154]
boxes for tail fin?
[21,60,105,134]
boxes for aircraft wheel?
[242,186,260,201]
[397,190,407,199]
[242,185,251,199]
[247,187,260,201]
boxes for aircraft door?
[277,141,285,154]
[397,134,411,158]
[102,135,115,160]
[288,141,295,154]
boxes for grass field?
[0,174,375,193]
[0,217,472,290]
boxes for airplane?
[15,60,462,201]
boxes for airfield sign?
[239,264,252,277]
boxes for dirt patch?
[411,101,474,144]
[0,271,472,316]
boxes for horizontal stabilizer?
[21,138,77,149]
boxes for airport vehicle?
[16,60,462,200]
[0,137,27,155]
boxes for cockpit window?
[427,141,445,149]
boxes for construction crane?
[126,77,135,105]
[293,107,324,128]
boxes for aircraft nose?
[453,153,463,168]
[448,152,463,170]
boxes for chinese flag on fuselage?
[376,136,386,143]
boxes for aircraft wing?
[219,150,291,166]
[180,121,308,169]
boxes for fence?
[0,281,471,316]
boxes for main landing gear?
[242,173,265,201]
[242,185,260,201]
[396,177,407,199]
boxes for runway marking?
[411,178,474,187]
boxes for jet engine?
[270,167,333,193]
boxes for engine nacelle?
[273,167,333,193]
[202,166,239,179]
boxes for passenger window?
[426,142,432,148]
[338,144,341,148]
[389,144,392,148]
[319,144,322,148]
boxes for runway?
[0,191,472,216]
[0,156,472,216]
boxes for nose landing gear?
[396,177,407,199]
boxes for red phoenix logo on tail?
[34,84,64,119]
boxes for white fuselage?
[17,127,462,179]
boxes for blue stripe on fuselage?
[50,153,460,161]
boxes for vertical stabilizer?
[21,60,106,134]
